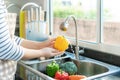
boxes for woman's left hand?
[43,38,56,48]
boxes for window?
[52,0,97,42]
[103,0,120,46]
[49,0,120,55]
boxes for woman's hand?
[22,47,64,60]
[43,38,56,48]
[21,37,56,49]
[39,47,64,58]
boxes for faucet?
[59,15,84,60]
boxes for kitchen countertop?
[94,71,120,80]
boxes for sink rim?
[20,52,120,80]
[37,56,120,79]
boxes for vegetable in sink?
[54,70,69,80]
[60,61,78,75]
[69,75,86,80]
[46,61,59,77]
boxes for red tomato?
[54,70,69,80]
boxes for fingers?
[49,45,54,48]
[48,39,55,47]
[50,38,56,42]
[53,52,64,56]
[48,37,56,43]
[50,41,55,45]
[52,49,59,53]
[43,47,65,58]
[52,49,64,56]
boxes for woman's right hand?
[22,47,64,60]
[39,47,64,58]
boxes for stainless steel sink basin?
[74,60,109,77]
[38,57,108,77]
[19,52,120,80]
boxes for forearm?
[20,39,46,49]
[21,47,63,60]
[21,47,43,60]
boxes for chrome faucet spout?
[60,15,80,60]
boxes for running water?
[54,42,76,65]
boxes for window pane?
[52,0,97,42]
[103,0,120,45]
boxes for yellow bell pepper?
[54,35,69,51]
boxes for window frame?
[48,0,120,56]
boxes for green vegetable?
[60,61,77,75]
[46,61,59,77]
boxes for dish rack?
[19,2,48,41]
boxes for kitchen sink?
[19,52,120,80]
[38,57,108,77]
[73,59,109,77]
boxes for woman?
[0,0,63,79]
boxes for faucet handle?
[69,45,75,54]
[79,48,84,55]
[79,48,85,60]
